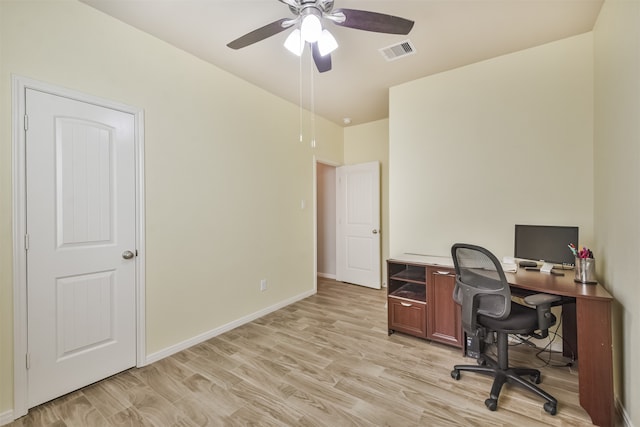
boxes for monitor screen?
[514,224,579,266]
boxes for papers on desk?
[501,262,517,272]
[501,256,517,272]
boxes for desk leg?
[576,297,614,427]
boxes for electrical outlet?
[260,279,267,292]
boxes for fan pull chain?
[298,47,303,143]
[309,50,316,148]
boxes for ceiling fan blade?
[227,18,292,49]
[331,9,414,35]
[311,43,332,73]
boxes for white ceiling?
[80,0,603,126]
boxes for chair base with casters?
[451,304,558,415]
[451,330,557,415]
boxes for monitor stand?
[540,262,554,274]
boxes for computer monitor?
[514,224,579,272]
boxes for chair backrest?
[451,243,512,334]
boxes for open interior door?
[336,161,381,289]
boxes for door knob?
[122,250,135,260]
[372,229,379,234]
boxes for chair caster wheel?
[451,370,460,380]
[544,402,557,415]
[531,372,541,384]
[485,398,497,411]
[477,356,487,366]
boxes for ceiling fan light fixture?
[300,13,322,42]
[227,1,415,74]
[284,28,304,56]
[318,29,338,56]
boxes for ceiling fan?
[227,0,414,73]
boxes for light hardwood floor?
[8,278,599,426]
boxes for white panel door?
[336,161,381,288]
[26,89,137,407]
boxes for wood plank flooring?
[8,278,598,426]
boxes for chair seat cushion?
[478,302,546,334]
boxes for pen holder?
[574,257,597,284]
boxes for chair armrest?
[524,293,562,306]
[523,293,561,337]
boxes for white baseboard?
[144,288,316,365]
[617,397,634,427]
[507,335,563,354]
[317,272,336,280]
[549,340,563,353]
[1,410,14,426]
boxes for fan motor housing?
[290,0,334,15]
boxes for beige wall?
[0,0,343,415]
[593,1,640,425]
[344,119,390,285]
[389,34,594,260]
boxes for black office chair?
[450,243,559,415]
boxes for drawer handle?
[436,270,452,275]
[400,302,412,307]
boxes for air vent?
[379,40,416,62]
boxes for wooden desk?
[506,268,614,427]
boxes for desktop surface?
[391,253,612,301]
[506,267,612,300]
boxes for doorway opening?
[314,158,381,289]
[316,161,337,280]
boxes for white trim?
[145,288,316,365]
[616,397,634,427]
[11,75,146,419]
[312,158,318,293]
[11,75,29,420]
[134,111,147,368]
[317,272,337,280]
[0,410,14,426]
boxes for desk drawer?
[388,297,427,338]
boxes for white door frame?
[11,75,146,418]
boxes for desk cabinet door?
[427,268,462,348]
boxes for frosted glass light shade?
[284,29,304,56]
[300,14,322,42]
[318,29,338,56]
